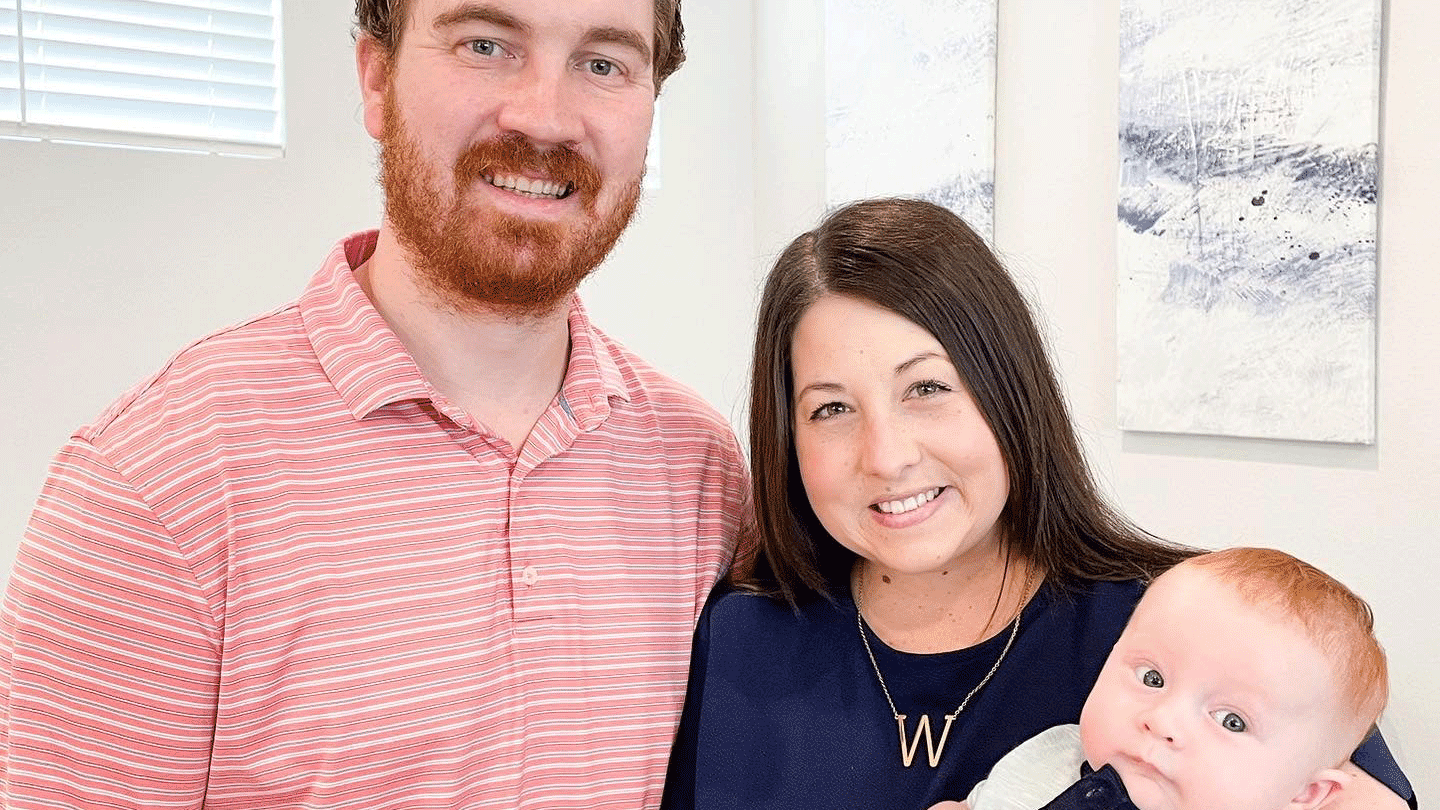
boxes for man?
[0,1,748,807]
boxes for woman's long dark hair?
[742,198,1192,604]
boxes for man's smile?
[482,173,574,200]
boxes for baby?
[947,547,1388,810]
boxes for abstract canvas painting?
[1116,0,1381,443]
[825,0,995,240]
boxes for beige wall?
[756,0,1436,794]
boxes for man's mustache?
[454,133,603,207]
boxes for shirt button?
[521,565,540,586]
[1084,785,1110,802]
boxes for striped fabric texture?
[0,232,750,809]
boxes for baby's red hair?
[1180,547,1387,743]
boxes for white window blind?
[2,0,283,155]
[1,1,18,122]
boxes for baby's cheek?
[1078,681,1122,765]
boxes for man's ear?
[1286,767,1352,810]
[356,35,390,141]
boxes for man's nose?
[496,62,584,147]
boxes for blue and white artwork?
[825,0,995,240]
[1116,0,1381,443]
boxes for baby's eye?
[1211,710,1247,733]
[1134,666,1164,689]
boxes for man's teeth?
[485,174,568,199]
[875,487,942,515]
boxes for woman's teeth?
[875,487,942,515]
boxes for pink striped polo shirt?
[0,232,749,809]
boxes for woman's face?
[789,293,1010,580]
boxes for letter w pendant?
[895,713,956,768]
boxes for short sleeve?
[966,725,1088,810]
[1,438,221,808]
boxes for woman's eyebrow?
[894,352,946,375]
[794,380,840,394]
[795,381,844,403]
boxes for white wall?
[0,1,757,545]
[756,0,1436,795]
[3,0,1434,796]
[1,2,382,551]
[580,1,758,427]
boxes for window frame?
[0,0,286,158]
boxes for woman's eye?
[1135,666,1164,688]
[808,402,849,421]
[910,380,951,398]
[1211,710,1247,733]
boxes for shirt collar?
[301,231,631,424]
[555,296,631,430]
[1076,762,1137,808]
[300,231,431,420]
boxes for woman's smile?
[868,485,952,531]
[872,486,944,515]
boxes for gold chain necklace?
[855,564,1037,768]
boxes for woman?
[661,199,1412,809]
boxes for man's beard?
[378,91,643,319]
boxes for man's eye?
[469,39,500,56]
[1135,666,1164,689]
[587,58,618,76]
[1211,710,1247,733]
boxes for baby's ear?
[1285,767,1352,810]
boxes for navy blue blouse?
[661,579,1414,809]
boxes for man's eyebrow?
[585,26,652,67]
[428,6,651,68]
[433,4,528,36]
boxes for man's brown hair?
[353,0,686,92]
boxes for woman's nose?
[859,414,921,478]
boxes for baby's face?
[1079,566,1350,810]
